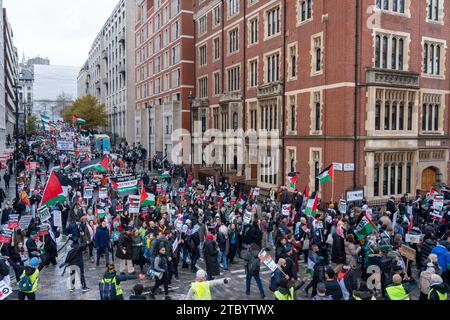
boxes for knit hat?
[205,234,214,241]
[29,257,40,268]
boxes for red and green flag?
[72,115,86,125]
[139,181,155,207]
[80,156,108,173]
[355,211,379,240]
[40,170,67,206]
[304,193,319,217]
[317,164,334,185]
[287,172,298,189]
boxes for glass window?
[315,102,321,131]
[399,102,404,131]
[375,100,381,130]
[434,105,439,131]
[390,165,395,195]
[375,35,381,68]
[385,101,390,130]
[374,165,380,197]
[397,164,403,194]
[424,43,428,74]
[383,165,388,195]
[391,38,397,69]
[392,101,397,130]
[407,102,413,131]
[382,36,388,68]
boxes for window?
[312,91,321,133]
[260,155,278,185]
[227,66,240,92]
[314,161,320,192]
[374,165,380,197]
[373,152,413,197]
[249,18,258,45]
[421,93,442,132]
[377,0,405,13]
[229,28,239,53]
[423,40,444,76]
[300,0,312,22]
[290,96,296,132]
[249,59,258,87]
[213,37,220,60]
[198,15,207,35]
[214,72,220,95]
[229,0,239,16]
[427,0,441,21]
[407,102,413,131]
[171,69,180,88]
[201,115,207,133]
[213,6,221,26]
[199,45,207,66]
[232,113,238,130]
[375,100,381,130]
[171,0,180,17]
[172,45,180,64]
[289,45,297,78]
[375,32,406,71]
[312,35,323,73]
[171,20,180,40]
[315,102,320,131]
[198,77,208,98]
[266,6,281,37]
[266,52,280,83]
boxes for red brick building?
[135,0,194,162]
[191,0,450,204]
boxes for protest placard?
[83,187,93,199]
[0,280,12,300]
[253,188,260,196]
[7,214,19,229]
[38,224,50,237]
[37,206,51,222]
[0,229,13,244]
[99,187,108,199]
[405,233,422,244]
[339,199,347,214]
[258,250,278,272]
[53,211,62,228]
[19,215,33,230]
[399,245,416,262]
[129,195,140,214]
[282,204,291,216]
[243,211,252,224]
[433,195,444,211]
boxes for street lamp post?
[145,103,153,171]
[188,92,194,172]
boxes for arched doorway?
[421,167,438,190]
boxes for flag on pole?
[303,185,310,199]
[20,191,31,207]
[72,115,86,125]
[236,195,245,209]
[80,156,108,173]
[287,172,298,189]
[355,211,379,240]
[317,164,334,185]
[40,170,67,206]
[139,181,155,207]
[304,193,319,217]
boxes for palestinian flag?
[41,115,50,123]
[110,178,139,194]
[140,181,155,207]
[20,191,31,207]
[64,163,73,171]
[355,211,379,240]
[72,116,86,125]
[317,164,334,185]
[236,195,245,208]
[161,171,171,180]
[304,193,319,217]
[53,166,61,172]
[41,170,67,206]
[80,156,108,173]
[287,172,298,189]
[303,185,309,199]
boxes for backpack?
[99,278,117,300]
[19,273,35,292]
[247,251,260,274]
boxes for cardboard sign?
[405,233,423,244]
[19,215,33,230]
[7,214,20,229]
[178,188,186,197]
[0,229,13,244]
[0,280,12,300]
[399,245,416,262]
[38,224,50,236]
[258,249,278,272]
[282,204,291,216]
[434,195,444,211]
[243,211,252,224]
[37,206,51,222]
[99,187,108,199]
[83,187,93,199]
[339,199,347,214]
[53,211,62,228]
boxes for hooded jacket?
[431,245,450,272]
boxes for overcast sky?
[3,0,119,68]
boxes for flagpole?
[331,171,335,204]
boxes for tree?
[62,95,108,129]
[27,115,37,135]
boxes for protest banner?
[83,187,93,199]
[405,233,423,244]
[433,195,444,211]
[38,224,51,237]
[253,188,260,196]
[129,195,140,214]
[243,211,252,224]
[99,187,108,199]
[116,204,124,213]
[0,280,12,300]
[53,211,62,228]
[19,215,33,230]
[339,199,347,214]
[282,204,291,216]
[258,250,278,272]
[399,245,416,262]
[37,206,51,222]
[0,229,13,244]
[56,140,75,151]
[7,214,20,229]
[431,210,443,219]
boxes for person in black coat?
[324,268,343,300]
[116,228,134,274]
[203,234,220,280]
[283,247,298,281]
[248,220,263,248]
[331,228,346,266]
[60,240,89,292]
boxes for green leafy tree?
[27,115,37,135]
[62,95,108,129]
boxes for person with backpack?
[8,257,45,300]
[244,243,265,299]
[95,220,111,267]
[99,263,143,300]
